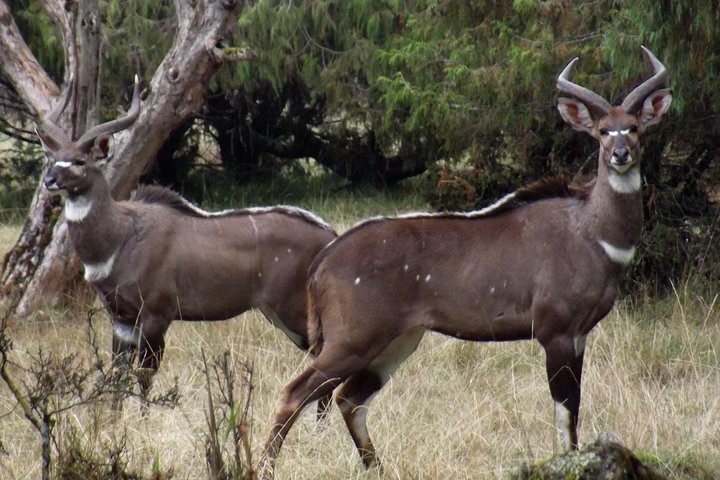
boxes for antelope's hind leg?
[336,325,425,470]
[543,335,585,450]
[335,371,384,469]
[259,354,351,479]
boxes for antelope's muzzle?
[43,173,61,191]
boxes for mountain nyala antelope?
[259,46,672,476]
[36,77,338,404]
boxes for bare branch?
[0,0,61,118]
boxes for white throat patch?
[599,240,636,265]
[65,196,93,222]
[84,251,118,282]
[113,322,140,345]
[608,167,641,194]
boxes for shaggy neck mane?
[476,175,594,218]
[131,185,335,233]
[405,175,593,221]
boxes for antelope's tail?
[306,272,324,357]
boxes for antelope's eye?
[72,159,86,166]
[599,129,609,136]
[629,125,638,134]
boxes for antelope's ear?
[35,128,60,160]
[638,88,672,130]
[557,97,595,134]
[91,135,113,166]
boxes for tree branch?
[0,0,61,117]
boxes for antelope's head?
[38,76,141,198]
[556,46,672,176]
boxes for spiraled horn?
[620,46,668,114]
[75,75,141,152]
[557,57,612,117]
[38,78,73,145]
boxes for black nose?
[43,175,58,189]
[613,147,629,162]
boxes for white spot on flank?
[65,196,92,222]
[416,274,420,281]
[574,335,587,357]
[403,264,409,272]
[355,277,361,285]
[425,274,431,282]
[608,167,641,193]
[599,240,636,265]
[113,322,139,345]
[490,286,495,294]
[554,402,573,450]
[274,256,279,262]
[84,251,118,282]
[257,272,262,278]
[287,248,292,253]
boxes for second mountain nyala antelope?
[259,46,672,476]
[37,77,337,399]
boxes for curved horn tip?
[559,57,580,77]
[640,45,664,70]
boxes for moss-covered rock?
[510,436,665,480]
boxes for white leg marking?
[65,196,93,222]
[574,335,587,357]
[599,240,636,265]
[113,322,140,345]
[554,401,573,450]
[84,251,118,282]
[608,167,641,194]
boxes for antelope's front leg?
[543,335,585,450]
[111,321,139,409]
[137,315,170,396]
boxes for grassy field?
[0,186,719,479]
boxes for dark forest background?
[2,0,719,295]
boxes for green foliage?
[0,135,42,222]
[100,0,175,118]
[4,0,720,292]
[13,1,64,81]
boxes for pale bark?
[0,0,250,317]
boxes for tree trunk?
[0,0,251,317]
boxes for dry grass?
[0,224,20,251]
[1,213,719,479]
